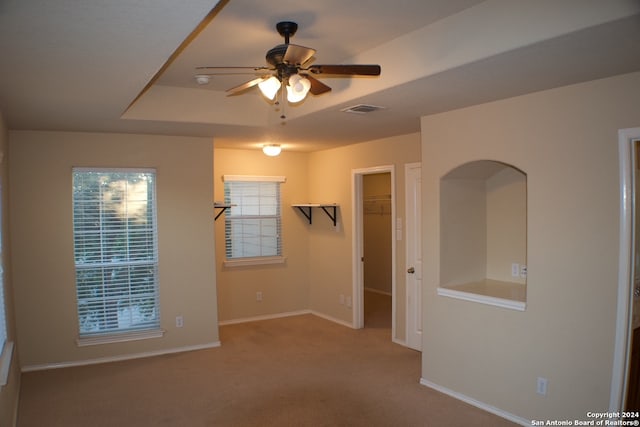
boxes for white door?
[405,163,422,351]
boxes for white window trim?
[223,175,286,183]
[77,328,165,347]
[223,255,287,268]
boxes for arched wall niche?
[438,160,527,310]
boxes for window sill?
[223,256,287,268]
[437,279,526,311]
[77,328,165,347]
[0,341,14,387]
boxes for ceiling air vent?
[341,104,386,114]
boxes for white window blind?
[72,169,160,337]
[223,175,284,260]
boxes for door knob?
[407,267,415,274]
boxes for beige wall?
[421,72,640,420]
[308,133,421,339]
[486,167,527,284]
[9,131,218,368]
[213,148,310,322]
[0,113,19,427]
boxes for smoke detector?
[195,75,210,85]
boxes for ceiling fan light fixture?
[258,76,281,100]
[262,144,282,157]
[286,74,311,103]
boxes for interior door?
[405,163,422,351]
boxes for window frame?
[72,167,163,346]
[222,175,286,267]
[0,179,12,387]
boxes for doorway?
[613,127,640,411]
[352,165,396,339]
[363,173,392,328]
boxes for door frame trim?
[405,162,422,350]
[612,127,640,410]
[352,165,396,339]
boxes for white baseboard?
[392,337,407,347]
[309,310,355,329]
[218,310,312,326]
[420,378,530,426]
[22,341,221,372]
[22,311,359,372]
[219,310,355,330]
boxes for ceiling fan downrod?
[276,21,298,44]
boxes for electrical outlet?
[520,264,527,278]
[536,377,548,396]
[175,316,184,328]
[511,263,520,277]
[256,291,263,302]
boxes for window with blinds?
[223,175,284,260]
[72,169,160,337]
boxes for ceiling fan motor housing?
[266,44,299,80]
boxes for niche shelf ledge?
[292,203,338,226]
[437,279,526,311]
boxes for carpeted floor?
[364,289,392,329]
[17,312,516,426]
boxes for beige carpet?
[18,314,516,426]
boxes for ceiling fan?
[195,21,381,104]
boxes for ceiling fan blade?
[307,64,381,76]
[226,76,268,95]
[305,74,332,95]
[284,44,316,66]
[196,66,271,71]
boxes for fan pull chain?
[279,82,286,120]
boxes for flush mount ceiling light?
[262,144,282,157]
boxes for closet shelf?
[292,203,338,226]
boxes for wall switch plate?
[511,263,520,277]
[536,377,548,396]
[256,291,263,302]
[176,316,184,328]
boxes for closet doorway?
[363,172,393,328]
[352,165,396,339]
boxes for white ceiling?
[1,0,640,152]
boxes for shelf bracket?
[292,204,337,226]
[213,203,234,221]
[321,206,337,227]
[295,206,313,224]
